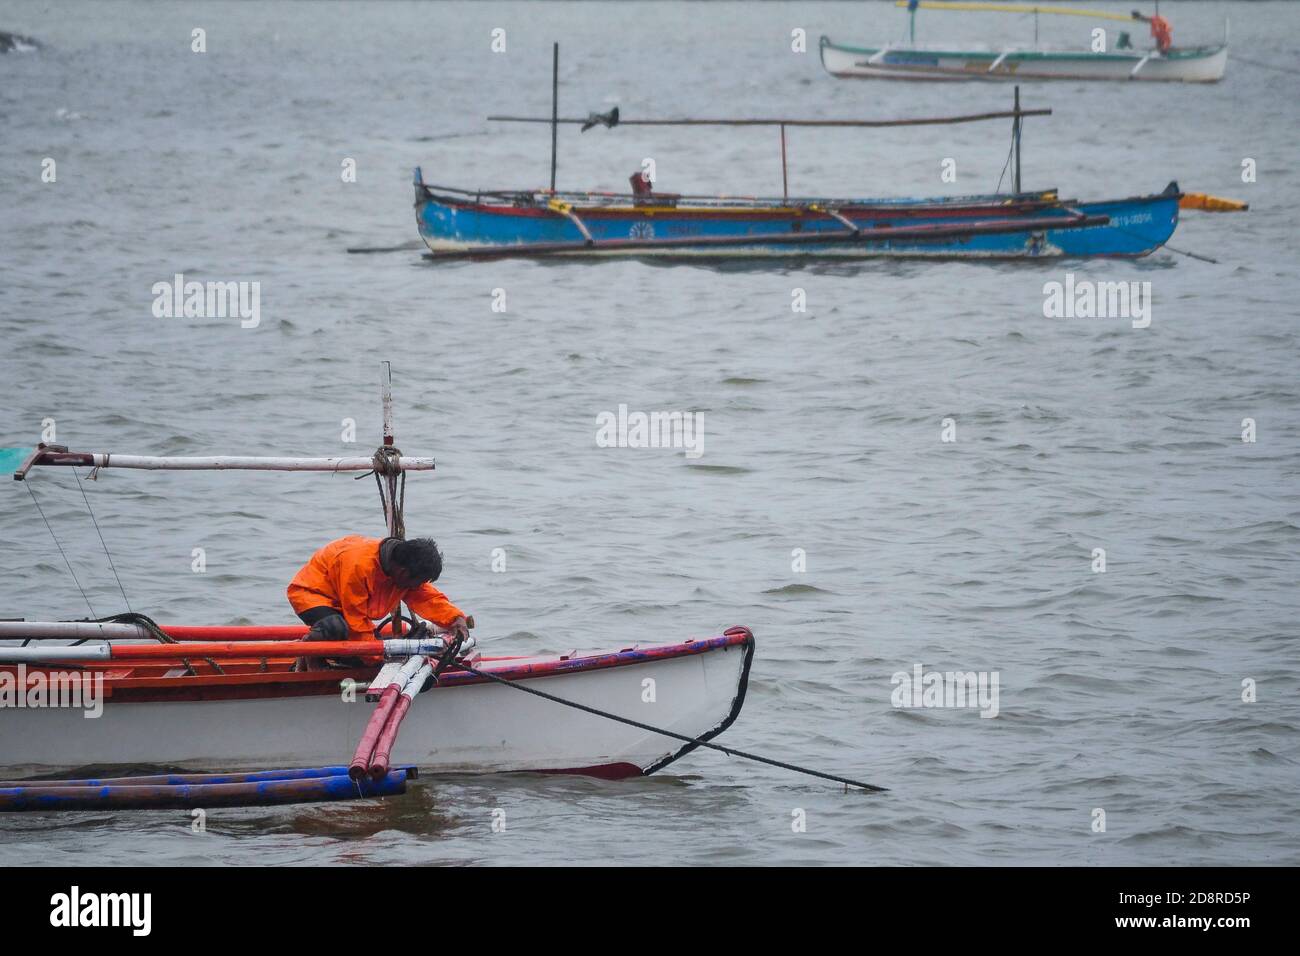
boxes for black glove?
[306,612,348,642]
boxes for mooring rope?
[85,612,224,675]
[1234,55,1300,77]
[89,611,175,643]
[448,656,886,793]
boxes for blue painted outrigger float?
[413,46,1180,262]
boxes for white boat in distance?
[821,2,1228,83]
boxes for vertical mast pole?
[550,42,559,193]
[780,124,789,201]
[381,360,394,449]
[1013,85,1022,195]
[379,361,400,540]
[380,361,404,635]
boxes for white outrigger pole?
[11,453,435,476]
[8,359,434,544]
[11,362,433,481]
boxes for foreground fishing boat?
[1,366,767,793]
[412,46,1180,261]
[821,2,1228,83]
[0,624,754,779]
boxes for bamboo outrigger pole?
[894,1,1139,21]
[550,41,559,193]
[489,107,1052,129]
[10,362,435,481]
[1014,85,1022,194]
[492,87,1049,199]
[11,449,435,479]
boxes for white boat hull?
[820,36,1228,83]
[0,634,754,779]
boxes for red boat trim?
[432,631,752,690]
[10,632,755,704]
[535,761,643,780]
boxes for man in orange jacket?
[287,535,469,669]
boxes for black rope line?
[454,661,887,792]
[995,120,1016,195]
[73,468,132,613]
[82,612,224,675]
[1234,55,1300,77]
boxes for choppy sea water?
[1,1,1297,866]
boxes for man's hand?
[447,616,471,642]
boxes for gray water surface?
[1,1,1297,865]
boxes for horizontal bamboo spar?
[0,622,311,641]
[0,637,449,664]
[14,449,436,479]
[487,109,1051,128]
[895,1,1138,22]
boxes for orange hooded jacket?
[287,535,464,638]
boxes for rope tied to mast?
[371,445,406,540]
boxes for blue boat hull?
[414,172,1180,260]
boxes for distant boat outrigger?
[414,45,1182,261]
[821,1,1228,83]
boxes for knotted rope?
[371,445,406,541]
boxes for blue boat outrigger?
[414,45,1180,261]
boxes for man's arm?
[405,583,465,630]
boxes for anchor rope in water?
[1108,222,1218,263]
[1233,55,1300,77]
[450,658,887,793]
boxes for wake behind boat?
[820,2,1228,83]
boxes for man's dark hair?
[389,538,443,583]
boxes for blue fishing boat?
[415,176,1180,260]
[412,45,1180,261]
